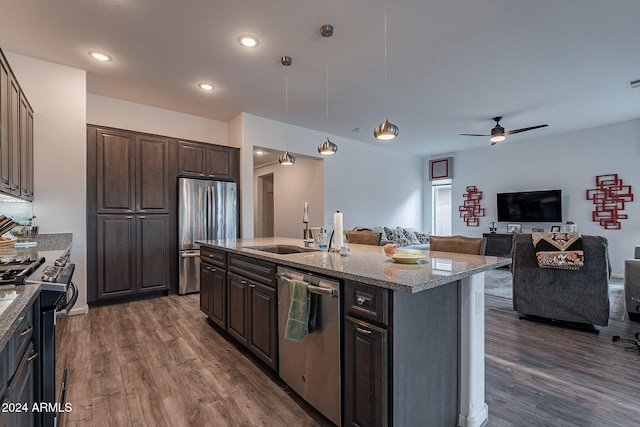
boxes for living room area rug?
[484,268,626,321]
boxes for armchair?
[511,234,611,327]
[624,246,640,321]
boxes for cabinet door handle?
[249,284,256,288]
[21,325,33,336]
[355,326,372,335]
[211,268,216,272]
[240,280,248,284]
[356,296,370,306]
[27,352,39,362]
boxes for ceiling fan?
[460,116,548,145]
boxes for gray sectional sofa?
[358,226,431,250]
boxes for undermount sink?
[245,244,318,255]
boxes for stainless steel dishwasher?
[277,266,341,426]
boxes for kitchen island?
[198,237,511,427]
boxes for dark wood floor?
[56,291,640,426]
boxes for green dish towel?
[284,279,310,342]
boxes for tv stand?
[483,233,515,258]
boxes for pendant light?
[373,0,399,141]
[318,24,338,156]
[279,56,295,166]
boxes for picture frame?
[507,223,522,234]
[532,227,544,233]
[551,225,561,232]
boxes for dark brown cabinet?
[0,54,9,195]
[343,279,459,426]
[226,270,278,370]
[200,250,278,371]
[200,261,227,329]
[200,246,227,327]
[177,140,239,181]
[19,93,34,200]
[136,135,171,213]
[344,281,390,427]
[88,125,175,304]
[248,281,277,368]
[137,215,171,291]
[344,316,388,427]
[95,214,170,299]
[0,49,33,200]
[94,128,170,214]
[227,271,249,345]
[96,215,136,298]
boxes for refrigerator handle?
[207,185,213,240]
[205,186,210,241]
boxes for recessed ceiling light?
[254,150,265,155]
[89,51,112,62]
[198,83,215,91]
[238,35,259,48]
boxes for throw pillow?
[414,231,430,244]
[532,232,584,270]
[398,227,421,245]
[387,227,411,247]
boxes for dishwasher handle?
[277,273,338,297]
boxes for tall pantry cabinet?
[87,126,176,303]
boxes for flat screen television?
[497,190,562,222]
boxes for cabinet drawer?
[345,280,389,326]
[201,246,227,268]
[228,254,276,288]
[8,309,33,379]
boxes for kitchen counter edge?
[198,238,511,294]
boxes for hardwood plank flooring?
[56,293,640,426]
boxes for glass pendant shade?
[490,134,506,144]
[279,151,295,165]
[374,117,399,141]
[318,137,338,156]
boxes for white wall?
[425,118,640,277]
[6,52,88,314]
[240,114,424,237]
[253,156,324,238]
[87,94,232,146]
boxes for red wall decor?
[585,174,634,230]
[459,185,485,226]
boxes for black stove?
[0,255,45,285]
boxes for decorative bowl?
[391,252,426,264]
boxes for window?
[432,181,452,236]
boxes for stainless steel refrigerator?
[178,177,238,294]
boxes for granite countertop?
[198,237,511,294]
[0,283,41,349]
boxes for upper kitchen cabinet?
[19,93,34,200]
[177,140,239,182]
[89,126,171,214]
[0,49,34,200]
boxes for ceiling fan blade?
[459,133,490,137]
[504,124,548,136]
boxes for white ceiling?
[2,0,639,157]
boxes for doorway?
[432,182,452,236]
[256,173,274,237]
